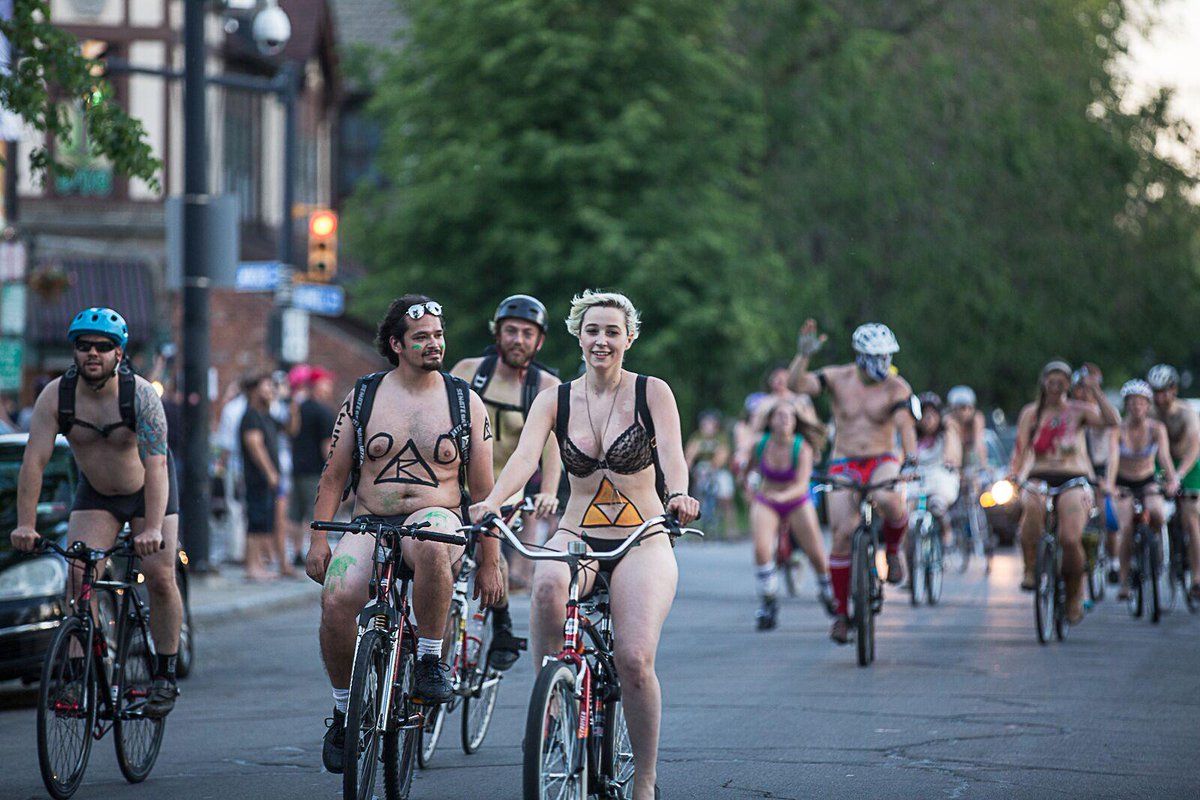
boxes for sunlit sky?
[1122,0,1200,170]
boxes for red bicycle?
[463,511,702,800]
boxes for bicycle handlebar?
[459,513,703,563]
[33,536,141,562]
[311,519,468,547]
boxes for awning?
[28,260,155,348]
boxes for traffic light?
[306,208,338,282]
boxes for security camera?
[252,5,292,56]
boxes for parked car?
[0,433,194,683]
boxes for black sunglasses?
[74,339,117,353]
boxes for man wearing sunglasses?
[10,306,183,718]
[305,294,501,774]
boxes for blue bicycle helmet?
[68,307,129,349]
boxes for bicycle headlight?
[989,479,1016,506]
[0,557,67,601]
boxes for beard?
[499,344,531,370]
[75,355,115,389]
[421,355,444,372]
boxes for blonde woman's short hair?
[564,290,641,340]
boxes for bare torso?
[352,372,468,517]
[50,376,148,495]
[1117,418,1161,481]
[1152,400,1198,464]
[451,356,529,474]
[822,364,911,458]
[1019,399,1092,476]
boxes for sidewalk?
[188,564,322,624]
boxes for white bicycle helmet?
[1121,379,1153,401]
[851,323,899,356]
[1147,364,1179,391]
[947,385,976,408]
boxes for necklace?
[584,371,623,465]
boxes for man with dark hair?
[240,371,282,581]
[451,294,561,670]
[288,366,336,567]
[11,307,183,717]
[306,294,501,774]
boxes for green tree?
[344,0,788,423]
[0,1,160,188]
[746,0,1200,412]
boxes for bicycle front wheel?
[462,608,499,754]
[602,697,635,799]
[114,618,165,783]
[37,616,97,800]
[382,642,418,800]
[851,531,874,667]
[926,529,944,606]
[345,629,387,800]
[524,660,586,800]
[908,518,925,607]
[1034,537,1054,644]
[1155,528,1175,618]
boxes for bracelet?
[664,491,687,504]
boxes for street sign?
[0,337,22,392]
[290,282,345,316]
[235,261,287,292]
[0,282,25,335]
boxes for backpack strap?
[117,361,137,432]
[754,433,769,463]
[555,381,572,446]
[442,372,473,519]
[521,364,542,417]
[345,370,387,501]
[634,375,667,503]
[792,434,802,469]
[57,366,79,435]
[471,352,499,396]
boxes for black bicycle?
[1120,486,1171,623]
[32,536,166,800]
[311,517,467,800]
[1025,477,1091,643]
[811,473,911,667]
[462,511,701,800]
[417,504,526,766]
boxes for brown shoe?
[885,552,904,585]
[829,616,851,645]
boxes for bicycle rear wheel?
[1034,538,1054,644]
[462,607,499,754]
[37,616,97,800]
[601,696,635,799]
[1086,526,1107,603]
[345,629,387,800]
[524,660,586,800]
[114,617,165,783]
[851,530,874,667]
[382,643,418,800]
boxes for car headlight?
[0,557,67,601]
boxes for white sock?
[756,565,778,597]
[332,686,349,714]
[417,638,442,659]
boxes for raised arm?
[133,379,170,556]
[11,383,60,550]
[786,318,828,397]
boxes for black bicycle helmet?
[491,294,548,332]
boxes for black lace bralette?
[560,422,654,478]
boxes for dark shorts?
[1028,471,1090,490]
[245,487,276,535]
[1116,474,1160,497]
[72,450,180,525]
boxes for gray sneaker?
[413,654,452,704]
[143,678,179,719]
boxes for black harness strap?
[634,375,668,503]
[345,370,387,501]
[58,361,137,438]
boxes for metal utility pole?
[181,0,212,572]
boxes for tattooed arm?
[135,379,171,553]
[307,392,354,585]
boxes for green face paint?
[411,345,423,351]
[324,554,357,593]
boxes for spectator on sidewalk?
[214,378,249,565]
[270,371,301,577]
[287,365,335,569]
[239,372,282,581]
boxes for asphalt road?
[1,541,1198,800]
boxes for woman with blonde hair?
[471,289,698,800]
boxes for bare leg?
[787,502,829,575]
[1057,487,1089,618]
[609,536,677,800]
[401,508,465,640]
[318,532,374,688]
[1018,491,1047,587]
[129,515,183,653]
[748,502,779,568]
[1116,497,1134,586]
[528,531,596,669]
